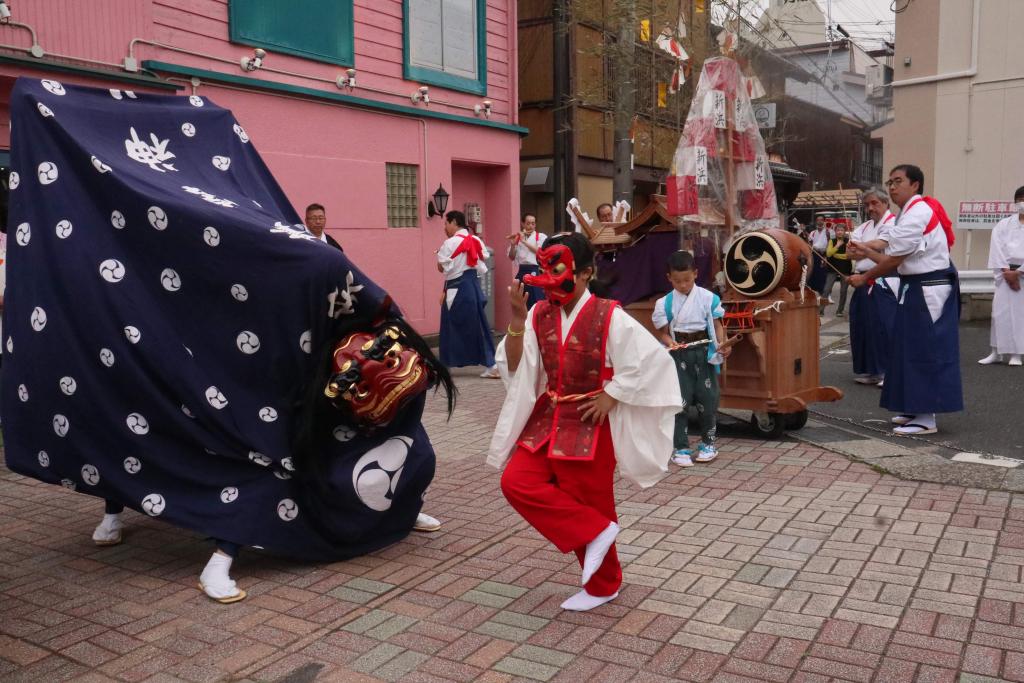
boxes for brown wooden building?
[517,0,811,231]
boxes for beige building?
[882,0,1024,271]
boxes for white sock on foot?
[199,551,241,600]
[560,589,618,611]
[1010,355,1023,366]
[92,513,123,543]
[978,351,1001,365]
[582,522,619,586]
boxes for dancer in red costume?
[487,233,681,611]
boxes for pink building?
[0,0,523,335]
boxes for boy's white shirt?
[487,290,682,488]
[652,286,715,335]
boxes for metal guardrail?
[959,269,995,295]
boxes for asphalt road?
[810,319,1024,460]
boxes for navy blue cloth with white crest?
[3,78,438,561]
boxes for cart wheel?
[785,410,809,430]
[750,412,787,439]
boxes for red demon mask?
[324,325,432,429]
[523,244,577,305]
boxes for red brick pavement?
[2,372,1024,682]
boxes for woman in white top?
[979,186,1024,366]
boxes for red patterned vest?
[516,296,618,460]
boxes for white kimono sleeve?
[487,307,546,470]
[603,308,683,488]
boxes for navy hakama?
[880,266,964,415]
[849,279,898,377]
[440,270,496,368]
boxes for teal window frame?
[403,0,487,96]
[229,0,354,68]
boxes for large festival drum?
[724,228,812,298]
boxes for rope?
[752,300,785,316]
[799,264,808,303]
[545,388,603,404]
[668,339,713,351]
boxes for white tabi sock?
[92,513,123,543]
[581,522,620,586]
[199,551,241,600]
[560,589,619,611]
[913,413,936,429]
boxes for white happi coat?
[989,215,1024,354]
[487,290,682,488]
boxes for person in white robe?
[979,187,1024,366]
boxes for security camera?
[0,2,11,20]
[474,100,493,118]
[337,68,356,90]
[412,85,429,105]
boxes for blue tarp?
[2,78,435,561]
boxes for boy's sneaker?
[671,449,693,467]
[694,443,718,463]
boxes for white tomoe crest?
[189,95,204,107]
[111,210,126,229]
[81,464,100,485]
[220,486,239,503]
[59,376,77,396]
[299,330,312,354]
[147,205,169,230]
[15,222,30,246]
[352,436,412,511]
[277,498,299,521]
[160,268,182,292]
[99,259,126,283]
[125,127,177,173]
[248,451,272,466]
[61,479,77,490]
[333,425,356,442]
[181,404,194,418]
[7,171,19,189]
[36,103,54,118]
[126,412,150,435]
[37,161,59,185]
[124,326,142,344]
[274,470,292,480]
[124,456,142,474]
[233,124,250,143]
[30,306,47,332]
[211,155,231,171]
[181,122,196,137]
[38,451,50,467]
[109,89,123,100]
[55,219,73,239]
[281,456,295,472]
[91,156,112,174]
[230,284,248,302]
[258,406,278,422]
[42,79,66,95]
[236,331,260,354]
[205,386,229,409]
[141,493,166,516]
[17,384,29,402]
[203,226,220,247]
[100,348,115,367]
[53,413,70,437]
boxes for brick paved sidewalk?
[3,372,1024,683]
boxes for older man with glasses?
[848,165,962,436]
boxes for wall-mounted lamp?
[427,184,449,218]
[411,85,430,105]
[0,1,12,21]
[336,68,356,91]
[474,100,493,118]
[240,48,266,72]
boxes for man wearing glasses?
[847,165,962,436]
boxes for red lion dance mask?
[324,325,434,429]
[523,244,577,305]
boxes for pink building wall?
[0,0,522,335]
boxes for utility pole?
[552,0,570,231]
[611,0,636,204]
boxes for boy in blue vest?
[652,251,729,467]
